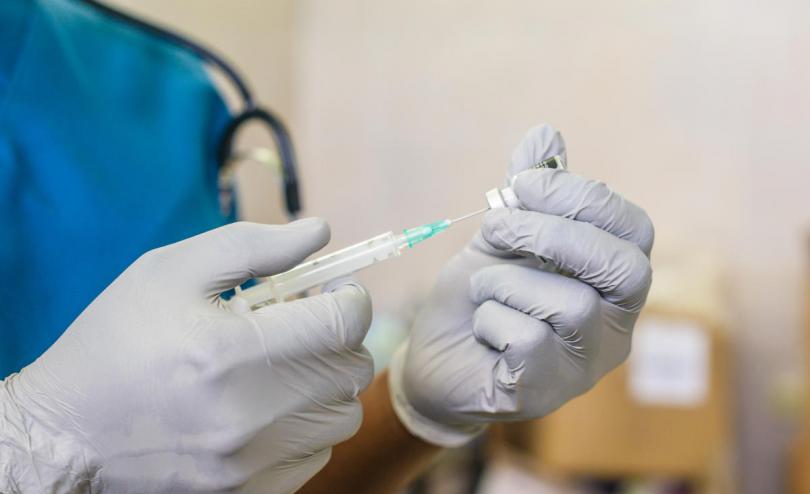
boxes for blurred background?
[110,1,810,492]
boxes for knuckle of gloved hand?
[471,301,509,347]
[511,317,550,353]
[469,264,514,304]
[511,166,553,197]
[564,283,602,330]
[616,249,653,307]
[482,209,525,253]
[525,214,571,260]
[583,178,611,204]
[637,210,656,255]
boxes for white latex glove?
[0,219,374,493]
[389,124,654,447]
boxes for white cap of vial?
[485,186,520,209]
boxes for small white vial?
[485,155,565,210]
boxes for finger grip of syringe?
[230,231,404,313]
[229,278,283,314]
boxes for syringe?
[229,212,485,313]
[229,154,565,313]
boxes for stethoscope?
[79,0,302,219]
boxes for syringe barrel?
[230,231,403,312]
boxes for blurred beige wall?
[108,1,810,492]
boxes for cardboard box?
[794,238,810,493]
[790,435,810,494]
[511,311,732,481]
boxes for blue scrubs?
[0,0,233,376]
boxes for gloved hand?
[0,220,374,493]
[389,124,654,447]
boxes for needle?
[449,207,490,225]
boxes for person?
[1,124,654,493]
[0,1,654,493]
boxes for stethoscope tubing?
[78,0,301,217]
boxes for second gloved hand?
[389,125,654,446]
[0,219,373,494]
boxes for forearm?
[298,370,442,494]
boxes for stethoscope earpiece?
[79,0,301,219]
[217,107,301,217]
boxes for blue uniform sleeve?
[0,0,34,111]
[0,0,233,377]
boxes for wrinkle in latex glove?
[0,220,374,494]
[389,124,654,447]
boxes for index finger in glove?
[511,169,655,256]
[470,264,602,343]
[253,282,373,353]
[248,283,374,398]
[506,124,568,179]
[481,208,652,312]
[141,219,331,300]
